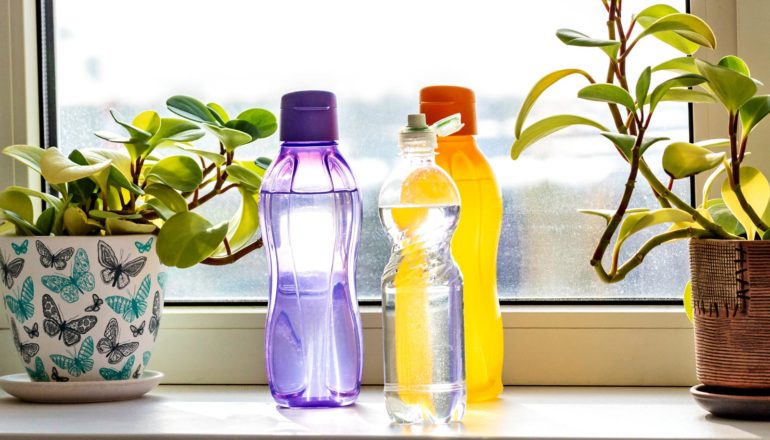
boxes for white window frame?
[1,0,768,386]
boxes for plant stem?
[728,113,770,233]
[201,238,263,266]
[637,160,738,238]
[591,125,646,269]
[596,228,711,282]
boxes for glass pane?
[54,0,689,301]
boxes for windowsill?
[1,385,765,439]
[0,305,698,386]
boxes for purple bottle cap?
[280,90,339,142]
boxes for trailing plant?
[511,2,770,300]
[0,96,276,268]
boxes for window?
[52,0,689,302]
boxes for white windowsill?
[0,305,698,386]
[1,385,765,439]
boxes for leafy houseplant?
[0,95,275,268]
[511,1,770,391]
[0,96,275,382]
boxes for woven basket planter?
[690,238,770,388]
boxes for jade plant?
[0,96,276,268]
[511,2,770,304]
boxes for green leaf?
[556,28,620,59]
[180,147,226,166]
[105,218,156,235]
[203,123,253,151]
[740,95,770,138]
[648,74,706,111]
[0,190,33,223]
[225,163,263,192]
[40,147,112,185]
[599,132,669,160]
[634,11,716,54]
[696,139,730,149]
[511,115,609,160]
[146,156,203,192]
[683,280,693,323]
[143,199,174,221]
[652,88,715,104]
[702,165,727,202]
[617,208,693,246]
[108,109,152,142]
[662,142,725,179]
[578,83,636,111]
[764,230,770,240]
[148,118,205,151]
[81,149,143,196]
[3,145,44,173]
[144,184,188,214]
[207,103,229,123]
[132,111,161,136]
[514,69,594,138]
[652,56,698,74]
[636,67,652,108]
[88,210,142,220]
[215,187,260,256]
[705,198,746,237]
[254,157,272,171]
[3,186,62,211]
[63,206,101,236]
[0,208,42,236]
[35,206,56,235]
[578,207,649,225]
[722,167,770,240]
[696,59,757,112]
[167,95,220,125]
[235,109,278,139]
[157,212,228,268]
[718,55,751,76]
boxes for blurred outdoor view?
[54,0,690,301]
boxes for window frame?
[2,0,769,385]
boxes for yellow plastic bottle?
[421,86,504,402]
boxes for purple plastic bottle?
[259,90,363,407]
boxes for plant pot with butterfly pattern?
[0,97,276,384]
[1,235,165,382]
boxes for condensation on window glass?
[55,0,689,301]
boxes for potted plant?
[511,1,770,393]
[0,96,275,383]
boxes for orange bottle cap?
[420,85,477,136]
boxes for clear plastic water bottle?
[378,114,466,424]
[259,90,363,407]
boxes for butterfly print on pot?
[41,248,95,303]
[0,252,24,289]
[26,357,49,382]
[36,240,74,270]
[50,336,94,377]
[51,367,69,382]
[11,318,39,363]
[24,322,39,339]
[11,239,28,255]
[84,293,103,312]
[134,237,153,254]
[130,321,145,337]
[98,240,146,289]
[42,293,98,346]
[100,354,135,381]
[106,274,151,323]
[4,276,35,322]
[148,291,161,341]
[98,318,139,364]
